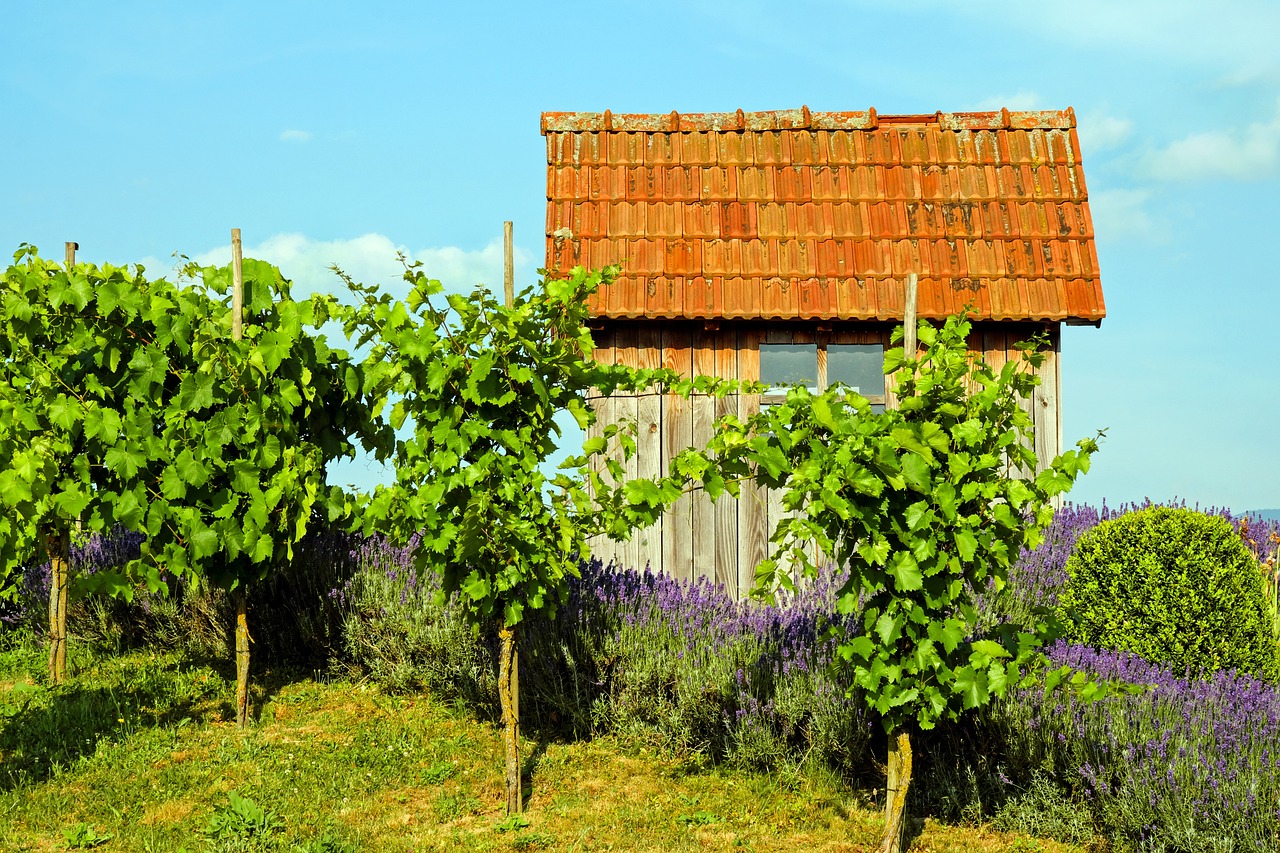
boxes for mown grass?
[0,640,1097,852]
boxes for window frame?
[759,332,887,410]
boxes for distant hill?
[1247,509,1280,523]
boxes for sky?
[4,0,1278,512]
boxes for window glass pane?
[760,344,817,392]
[828,344,884,396]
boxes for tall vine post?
[230,227,251,728]
[44,240,79,685]
[880,271,918,852]
[498,220,523,813]
[46,529,69,684]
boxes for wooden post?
[881,731,913,853]
[231,228,244,341]
[230,229,251,728]
[499,222,521,812]
[46,242,79,685]
[499,625,522,814]
[503,220,515,309]
[46,530,69,685]
[903,273,918,363]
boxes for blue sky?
[4,1,1278,511]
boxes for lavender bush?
[340,541,873,776]
[1,526,358,665]
[979,500,1280,850]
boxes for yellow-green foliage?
[1060,507,1280,681]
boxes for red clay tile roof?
[542,107,1105,324]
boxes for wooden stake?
[235,590,251,727]
[46,242,79,685]
[230,229,251,727]
[880,730,913,853]
[499,624,522,813]
[46,530,69,684]
[903,273,918,362]
[231,229,244,341]
[503,221,514,309]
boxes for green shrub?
[1059,506,1280,680]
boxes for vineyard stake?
[230,228,252,728]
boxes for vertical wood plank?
[614,325,641,572]
[662,324,694,582]
[738,327,767,595]
[635,326,663,572]
[692,329,718,587]
[1033,324,1061,473]
[587,327,618,568]
[714,327,740,596]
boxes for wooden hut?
[541,107,1106,595]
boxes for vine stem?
[498,623,522,814]
[879,730,913,853]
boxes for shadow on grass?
[520,737,552,809]
[0,647,336,792]
[0,656,226,791]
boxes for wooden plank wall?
[587,320,1062,597]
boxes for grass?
[0,640,1100,852]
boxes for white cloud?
[973,91,1042,111]
[1088,188,1167,243]
[183,232,533,300]
[1145,98,1280,180]
[1077,112,1133,155]
[279,129,312,143]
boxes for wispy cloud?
[1144,98,1280,180]
[279,129,312,143]
[1088,188,1167,243]
[183,232,533,299]
[973,91,1042,111]
[1077,112,1133,155]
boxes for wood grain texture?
[635,326,664,572]
[737,327,767,595]
[714,327,740,596]
[614,325,641,572]
[662,324,693,582]
[587,328,617,568]
[692,329,718,586]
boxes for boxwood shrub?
[1059,506,1280,681]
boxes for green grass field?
[0,641,1097,852]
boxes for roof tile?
[720,202,758,239]
[545,108,1104,323]
[683,202,720,238]
[647,202,683,238]
[718,134,755,165]
[682,132,718,165]
[790,131,825,164]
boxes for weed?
[291,832,358,853]
[422,761,455,784]
[677,810,721,827]
[201,791,284,847]
[510,830,555,849]
[433,791,480,822]
[494,813,532,832]
[61,822,113,849]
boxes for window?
[760,339,886,411]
